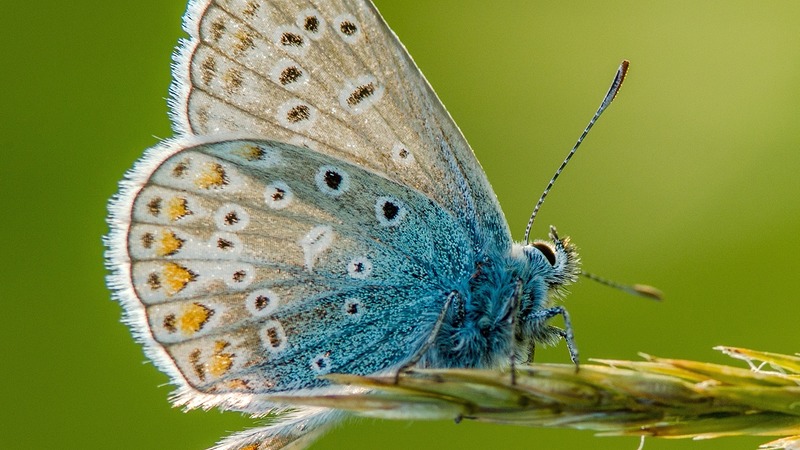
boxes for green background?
[2,1,798,449]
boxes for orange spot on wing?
[237,144,265,161]
[196,162,228,189]
[163,262,197,296]
[208,340,235,377]
[157,230,184,256]
[167,197,192,221]
[178,302,213,334]
[226,378,251,391]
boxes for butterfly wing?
[107,137,474,412]
[109,1,514,447]
[170,0,511,253]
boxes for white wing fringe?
[210,407,340,450]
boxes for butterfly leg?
[393,291,457,384]
[526,306,580,371]
[526,342,536,364]
[506,279,524,385]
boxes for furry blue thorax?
[424,230,581,369]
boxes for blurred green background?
[2,1,798,449]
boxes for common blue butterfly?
[105,1,633,448]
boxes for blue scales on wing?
[122,138,476,402]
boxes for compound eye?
[532,242,556,266]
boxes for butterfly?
[105,1,622,449]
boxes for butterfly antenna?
[523,60,630,244]
[581,271,663,301]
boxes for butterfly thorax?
[423,231,580,369]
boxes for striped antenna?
[523,60,630,244]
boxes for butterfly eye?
[532,242,557,266]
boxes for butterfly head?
[501,226,581,364]
[519,225,580,295]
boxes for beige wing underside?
[169,0,511,251]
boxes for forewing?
[170,0,511,252]
[107,137,473,411]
